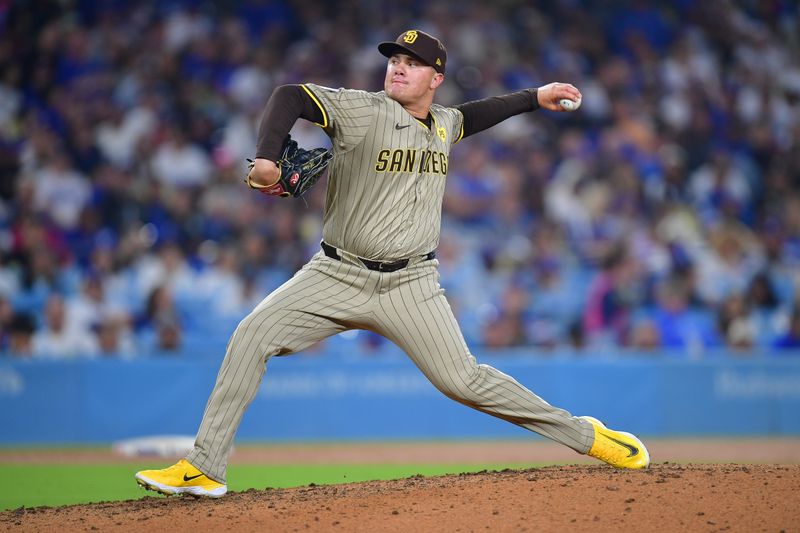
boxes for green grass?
[0,462,533,511]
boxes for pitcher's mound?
[3,463,798,532]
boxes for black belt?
[321,241,435,273]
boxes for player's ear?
[430,72,444,90]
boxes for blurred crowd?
[1,0,800,359]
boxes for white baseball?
[559,96,581,111]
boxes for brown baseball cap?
[378,30,447,73]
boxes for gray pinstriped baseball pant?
[186,252,594,483]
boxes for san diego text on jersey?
[374,148,448,175]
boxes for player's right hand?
[536,82,581,112]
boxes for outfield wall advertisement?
[1,354,799,443]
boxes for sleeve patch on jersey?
[301,84,330,129]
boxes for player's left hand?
[536,82,582,111]
[244,134,333,198]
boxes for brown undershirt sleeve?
[255,84,325,160]
[454,88,539,139]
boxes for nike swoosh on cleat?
[395,124,411,130]
[602,434,639,457]
[183,473,205,481]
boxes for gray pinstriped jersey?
[181,84,597,484]
[303,83,464,261]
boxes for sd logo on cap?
[378,30,447,74]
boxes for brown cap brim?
[378,42,442,73]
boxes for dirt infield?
[2,464,798,532]
[2,440,799,532]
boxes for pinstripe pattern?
[371,262,593,452]
[305,84,461,261]
[187,254,379,481]
[185,85,594,484]
[188,254,593,483]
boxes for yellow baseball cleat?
[581,416,651,469]
[135,459,227,498]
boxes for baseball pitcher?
[136,30,650,498]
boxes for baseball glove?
[245,134,332,198]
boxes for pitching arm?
[453,89,538,141]
[454,83,582,141]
